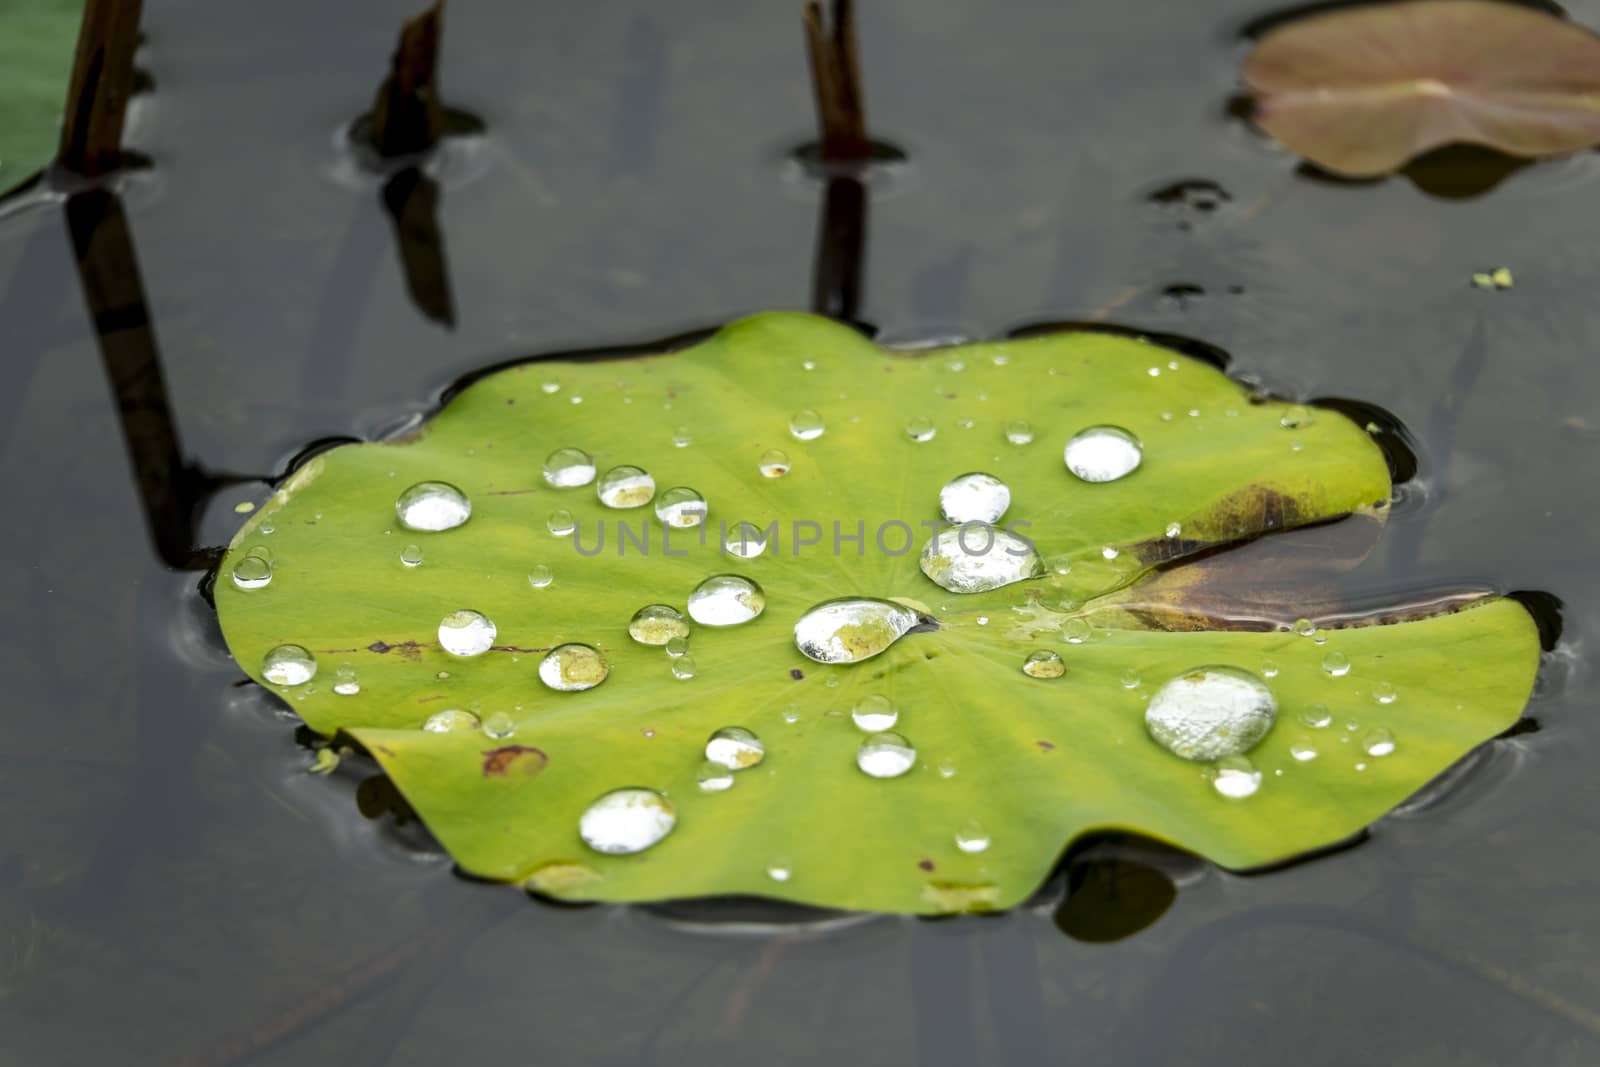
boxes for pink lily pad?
[1244,0,1600,177]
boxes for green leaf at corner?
[0,0,82,196]
[215,312,1540,914]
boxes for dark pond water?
[2,0,1598,1062]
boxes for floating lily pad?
[0,0,83,196]
[216,313,1539,914]
[1244,0,1600,177]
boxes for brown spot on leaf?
[1036,740,1056,751]
[918,858,935,872]
[482,745,548,777]
[790,668,804,681]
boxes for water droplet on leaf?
[262,644,316,686]
[1022,649,1065,679]
[905,416,937,442]
[422,708,480,733]
[1064,426,1143,483]
[687,575,766,626]
[543,448,596,488]
[579,788,676,855]
[232,554,273,590]
[705,726,765,769]
[857,732,917,778]
[1209,755,1262,798]
[396,481,471,531]
[438,610,497,657]
[628,604,690,646]
[399,543,424,567]
[547,509,576,536]
[1005,419,1034,445]
[539,643,609,691]
[722,521,770,558]
[527,565,554,588]
[939,472,1011,524]
[794,597,921,664]
[919,524,1044,593]
[758,449,791,478]
[696,760,735,792]
[655,486,707,528]
[671,656,697,680]
[789,409,825,440]
[851,694,899,731]
[1323,651,1351,676]
[1363,727,1396,757]
[955,820,991,854]
[597,465,656,508]
[1145,666,1277,761]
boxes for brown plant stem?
[368,1,447,157]
[58,0,143,175]
[804,0,869,162]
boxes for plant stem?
[368,1,447,157]
[803,0,869,162]
[58,0,143,176]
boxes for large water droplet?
[333,663,360,696]
[262,644,316,686]
[422,708,480,733]
[438,610,497,657]
[655,486,707,528]
[543,448,596,488]
[687,575,766,626]
[857,732,917,778]
[232,554,273,590]
[696,760,735,792]
[597,465,656,508]
[759,449,791,478]
[396,481,471,531]
[919,524,1044,593]
[1145,666,1277,761]
[955,820,991,854]
[539,643,609,691]
[1293,617,1316,637]
[852,694,899,731]
[1022,650,1065,679]
[578,788,676,855]
[793,597,921,664]
[723,521,770,558]
[628,604,690,646]
[789,409,825,441]
[905,416,937,442]
[1064,426,1143,483]
[939,472,1011,525]
[1363,727,1396,757]
[705,726,765,769]
[1209,755,1262,798]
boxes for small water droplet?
[1261,659,1279,679]
[767,862,793,882]
[1063,618,1090,644]
[672,427,692,448]
[260,522,275,534]
[597,465,656,508]
[542,448,595,488]
[396,481,471,531]
[1300,704,1333,728]
[1120,668,1141,689]
[938,759,957,778]
[939,472,1011,525]
[955,820,991,854]
[579,788,676,855]
[705,726,765,769]
[1022,650,1065,679]
[1101,545,1120,560]
[655,485,708,528]
[723,521,771,558]
[1373,681,1397,704]
[856,732,917,778]
[1293,617,1316,637]
[758,449,791,478]
[262,644,316,686]
[541,381,561,395]
[438,610,497,657]
[1209,755,1262,798]
[665,635,690,658]
[1164,522,1182,540]
[232,554,273,590]
[782,706,801,724]
[1280,405,1316,429]
[1363,727,1396,757]
[333,663,360,696]
[1005,419,1034,445]
[1322,651,1351,677]
[696,760,735,792]
[687,575,766,626]
[422,708,480,733]
[539,643,609,691]
[1145,666,1277,761]
[919,524,1044,593]
[1064,426,1143,483]
[482,711,517,739]
[905,416,937,442]
[852,694,899,731]
[671,655,697,680]
[527,565,554,588]
[628,604,690,646]
[1289,741,1318,762]
[802,359,816,371]
[794,597,921,664]
[547,509,576,536]
[789,409,825,440]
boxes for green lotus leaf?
[215,312,1539,914]
[0,0,83,196]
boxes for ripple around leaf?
[216,312,1539,914]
